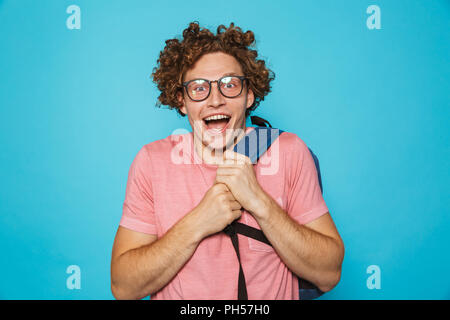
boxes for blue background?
[0,0,449,299]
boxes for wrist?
[248,188,275,221]
[178,208,205,245]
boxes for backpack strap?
[225,220,324,299]
[223,220,248,300]
[224,119,324,300]
[250,115,272,128]
[233,126,284,164]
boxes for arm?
[110,210,202,300]
[215,149,344,293]
[110,183,242,300]
[252,192,345,292]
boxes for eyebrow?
[222,72,240,77]
[184,72,242,83]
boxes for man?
[110,22,344,300]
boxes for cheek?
[184,104,203,120]
[231,100,247,116]
[185,105,206,130]
[234,108,247,123]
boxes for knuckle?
[216,183,227,193]
[211,185,223,195]
[218,193,227,202]
[224,211,232,222]
[221,200,230,210]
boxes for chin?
[205,125,245,151]
[202,134,233,151]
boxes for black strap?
[250,115,272,128]
[223,219,323,299]
[223,222,248,300]
[233,222,271,246]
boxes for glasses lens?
[219,76,243,97]
[187,79,210,101]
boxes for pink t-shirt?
[119,126,329,300]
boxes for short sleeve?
[285,135,329,225]
[119,146,157,235]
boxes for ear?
[246,87,255,110]
[177,91,187,115]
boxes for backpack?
[223,116,324,300]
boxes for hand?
[214,150,268,217]
[190,183,243,239]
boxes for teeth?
[204,114,230,121]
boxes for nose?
[207,81,226,108]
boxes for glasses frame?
[182,75,247,102]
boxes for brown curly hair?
[151,21,275,117]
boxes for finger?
[216,167,240,176]
[232,209,243,220]
[218,161,246,167]
[215,176,238,198]
[214,175,230,189]
[213,182,230,193]
[223,150,252,165]
[230,200,242,210]
[224,193,238,203]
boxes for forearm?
[111,211,202,299]
[252,195,344,292]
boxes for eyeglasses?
[182,75,247,102]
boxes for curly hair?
[151,21,275,117]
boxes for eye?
[189,80,209,92]
[221,77,238,89]
[194,86,207,92]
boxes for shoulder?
[138,130,192,163]
[277,130,310,156]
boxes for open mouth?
[202,114,231,134]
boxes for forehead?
[184,52,243,81]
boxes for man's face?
[178,52,254,151]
